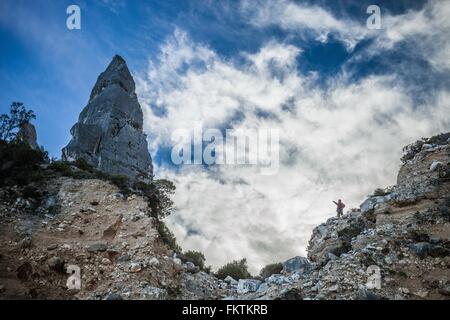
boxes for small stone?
[101,258,112,265]
[149,257,159,266]
[19,237,32,249]
[47,256,64,272]
[87,243,108,253]
[414,290,428,298]
[328,285,339,292]
[17,262,33,280]
[430,160,443,172]
[398,287,410,294]
[105,293,123,300]
[80,207,96,214]
[129,262,142,273]
[356,289,382,300]
[118,255,131,262]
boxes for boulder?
[401,140,424,163]
[237,279,262,294]
[430,160,443,172]
[360,196,387,214]
[185,261,199,273]
[129,262,142,273]
[282,256,311,273]
[409,242,433,259]
[266,274,291,285]
[149,257,159,266]
[224,276,238,285]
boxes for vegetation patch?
[216,258,252,280]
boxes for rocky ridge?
[1,133,449,300]
[228,133,450,300]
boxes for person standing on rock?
[333,199,346,217]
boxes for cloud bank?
[136,1,450,273]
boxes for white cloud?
[240,0,367,50]
[372,0,450,70]
[240,0,450,71]
[135,28,450,273]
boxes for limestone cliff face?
[62,55,153,182]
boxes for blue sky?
[1,0,449,271]
[0,0,430,157]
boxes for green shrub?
[216,258,252,280]
[0,102,36,142]
[108,174,130,192]
[74,158,95,172]
[183,250,206,270]
[21,184,44,201]
[0,140,47,187]
[136,179,175,220]
[259,262,283,279]
[48,161,73,176]
[156,220,181,252]
[373,187,391,196]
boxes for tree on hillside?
[216,258,252,280]
[0,102,36,142]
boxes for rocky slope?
[231,133,450,300]
[62,55,153,182]
[0,175,229,299]
[1,128,449,299]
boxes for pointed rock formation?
[62,55,153,182]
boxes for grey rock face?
[266,274,291,285]
[17,122,39,150]
[237,279,262,294]
[62,55,153,182]
[282,256,311,273]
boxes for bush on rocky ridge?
[216,258,252,280]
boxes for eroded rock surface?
[62,55,153,182]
